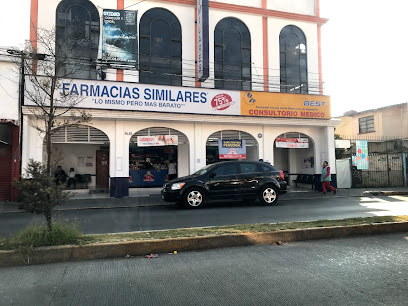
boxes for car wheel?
[259,185,279,205]
[183,188,205,208]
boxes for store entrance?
[129,127,189,187]
[206,130,259,164]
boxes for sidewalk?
[1,186,407,214]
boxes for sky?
[1,0,408,117]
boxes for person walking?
[321,161,336,194]
[168,160,177,181]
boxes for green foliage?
[15,159,71,230]
[0,222,84,250]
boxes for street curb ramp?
[1,222,407,267]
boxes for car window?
[258,163,275,172]
[240,163,258,174]
[213,163,239,176]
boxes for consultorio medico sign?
[24,78,331,119]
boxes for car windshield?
[193,164,214,176]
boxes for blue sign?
[197,0,209,81]
[218,139,246,159]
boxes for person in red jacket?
[321,161,336,194]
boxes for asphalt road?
[1,233,407,305]
[1,195,407,235]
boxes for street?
[1,195,408,235]
[1,232,407,305]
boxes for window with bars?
[359,115,375,134]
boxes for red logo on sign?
[143,171,155,182]
[211,94,234,111]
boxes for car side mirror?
[209,172,216,178]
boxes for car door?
[207,163,242,200]
[238,162,262,196]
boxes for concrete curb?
[1,221,407,267]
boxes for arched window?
[214,18,251,90]
[279,25,308,94]
[139,8,182,86]
[56,0,100,80]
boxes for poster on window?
[356,140,369,170]
[275,138,309,148]
[137,135,178,147]
[102,10,138,65]
[218,139,246,159]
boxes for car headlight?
[171,182,185,190]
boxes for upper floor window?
[139,8,182,86]
[359,115,375,134]
[279,25,308,94]
[56,0,100,80]
[214,18,251,91]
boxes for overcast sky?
[1,0,407,117]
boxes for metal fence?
[336,136,408,188]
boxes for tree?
[13,27,92,177]
[10,27,94,230]
[15,160,70,231]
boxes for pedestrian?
[321,161,336,194]
[168,160,177,180]
[67,167,77,189]
[54,165,67,185]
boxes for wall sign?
[137,135,178,147]
[335,139,351,149]
[25,78,331,120]
[276,138,309,148]
[218,139,246,159]
[241,91,331,119]
[197,0,209,81]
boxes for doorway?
[96,150,109,189]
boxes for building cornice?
[22,106,340,127]
[153,0,328,25]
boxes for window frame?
[214,17,252,91]
[279,25,308,94]
[358,115,375,134]
[139,8,182,86]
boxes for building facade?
[0,50,20,201]
[23,0,337,197]
[335,103,408,140]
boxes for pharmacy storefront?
[22,79,337,197]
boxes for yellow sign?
[240,91,331,119]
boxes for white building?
[23,0,338,197]
[0,48,20,201]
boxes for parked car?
[161,161,287,208]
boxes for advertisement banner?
[102,10,138,64]
[275,138,309,148]
[218,139,246,159]
[335,139,351,149]
[356,140,369,170]
[24,78,332,120]
[241,91,331,119]
[137,135,178,147]
[25,78,241,116]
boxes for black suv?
[161,161,287,208]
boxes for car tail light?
[279,171,284,180]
